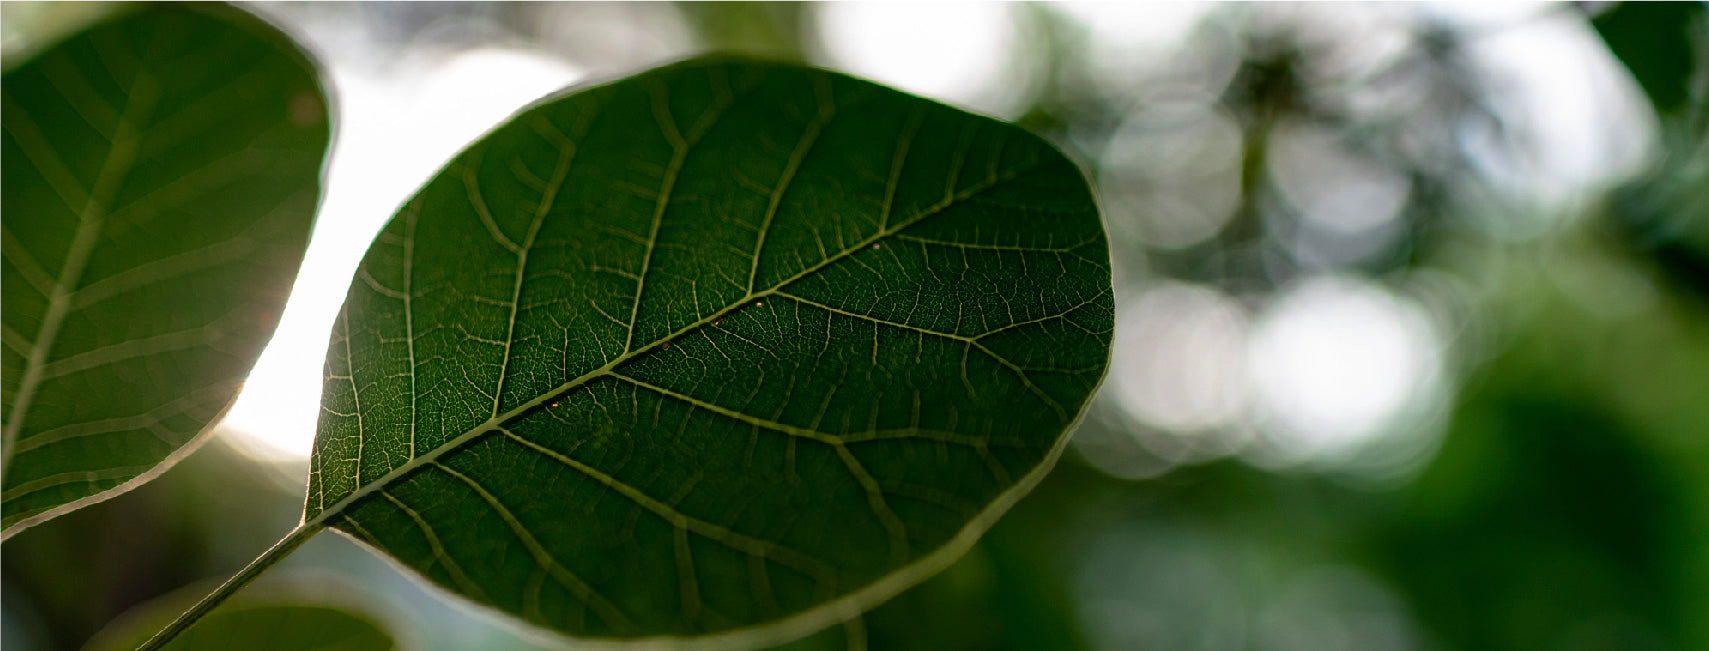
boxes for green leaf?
[86,580,394,651]
[102,605,391,651]
[308,57,1111,646]
[0,4,328,538]
[1591,1,1706,119]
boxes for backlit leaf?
[308,57,1111,646]
[0,4,328,538]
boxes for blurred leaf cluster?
[4,2,1707,650]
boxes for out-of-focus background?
[4,2,1706,649]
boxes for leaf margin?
[0,1,333,540]
[303,54,1113,649]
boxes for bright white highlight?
[1428,3,1657,222]
[813,2,1031,118]
[223,49,583,459]
[1246,276,1443,467]
[1051,1,1231,105]
[1108,283,1250,433]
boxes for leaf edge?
[0,1,333,540]
[306,53,1115,648]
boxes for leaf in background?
[0,4,328,538]
[85,579,394,651]
[1594,2,1709,305]
[1591,1,1706,119]
[308,58,1111,645]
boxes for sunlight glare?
[812,2,1032,118]
[223,48,583,460]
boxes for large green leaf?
[308,57,1111,646]
[0,4,328,538]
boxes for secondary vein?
[2,35,161,477]
[307,147,1047,537]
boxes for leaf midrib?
[305,153,1049,527]
[1,37,160,478]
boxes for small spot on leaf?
[290,90,322,127]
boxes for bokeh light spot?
[1245,275,1445,472]
[811,2,1034,118]
[1109,282,1251,433]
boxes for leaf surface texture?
[310,58,1112,644]
[1,5,328,537]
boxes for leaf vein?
[377,490,486,600]
[746,74,836,294]
[430,460,633,633]
[0,226,59,297]
[497,426,840,582]
[606,374,911,564]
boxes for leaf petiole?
[137,522,324,651]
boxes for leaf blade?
[311,57,1111,645]
[0,4,328,537]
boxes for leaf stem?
[138,522,323,651]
